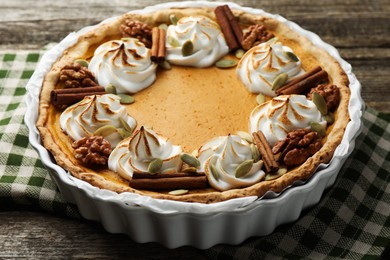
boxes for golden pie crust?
[36,7,350,203]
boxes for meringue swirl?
[249,94,327,146]
[88,38,157,94]
[237,40,304,96]
[59,94,136,147]
[166,16,229,67]
[197,135,264,191]
[108,126,182,180]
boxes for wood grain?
[0,0,389,257]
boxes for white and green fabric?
[0,51,389,258]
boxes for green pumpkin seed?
[323,112,335,124]
[117,128,132,139]
[148,158,163,174]
[119,118,133,133]
[180,153,200,168]
[159,23,168,31]
[256,93,266,105]
[182,166,198,173]
[167,36,180,47]
[169,14,178,25]
[310,122,326,137]
[117,94,135,104]
[250,143,261,162]
[75,59,89,68]
[181,40,194,57]
[312,92,328,115]
[93,125,117,137]
[215,59,237,69]
[284,51,299,62]
[272,73,288,91]
[235,49,245,59]
[237,131,253,143]
[168,189,189,195]
[159,60,172,70]
[235,159,254,178]
[106,84,117,94]
[265,167,287,181]
[209,163,219,181]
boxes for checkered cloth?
[0,51,388,258]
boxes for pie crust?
[36,7,350,203]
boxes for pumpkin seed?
[265,167,288,181]
[284,51,299,62]
[215,59,237,68]
[256,93,266,105]
[181,40,194,57]
[250,143,261,162]
[235,159,254,178]
[159,23,168,31]
[237,131,253,143]
[169,14,178,25]
[93,125,117,137]
[235,49,245,59]
[182,166,198,173]
[119,118,133,133]
[117,128,132,139]
[209,163,219,181]
[159,60,172,70]
[117,94,135,104]
[310,122,326,137]
[168,189,189,195]
[323,112,334,124]
[272,73,288,90]
[75,59,89,68]
[106,84,117,94]
[180,153,200,168]
[167,36,180,47]
[312,92,328,115]
[148,158,163,174]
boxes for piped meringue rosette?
[166,16,229,67]
[108,127,182,180]
[88,38,157,94]
[197,135,265,191]
[237,40,304,96]
[250,94,327,146]
[59,94,136,147]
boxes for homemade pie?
[36,4,350,203]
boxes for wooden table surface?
[1,0,389,258]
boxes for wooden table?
[1,0,389,258]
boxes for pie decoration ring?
[27,1,363,247]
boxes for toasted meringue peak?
[237,39,304,96]
[166,16,229,67]
[108,126,182,180]
[197,135,264,191]
[249,94,327,146]
[59,94,137,147]
[88,38,157,94]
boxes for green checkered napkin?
[0,51,79,217]
[0,51,388,258]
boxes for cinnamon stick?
[151,27,166,63]
[214,5,241,51]
[51,86,105,106]
[276,67,328,95]
[130,172,208,190]
[252,131,279,173]
[157,28,166,62]
[222,5,243,44]
[151,27,159,62]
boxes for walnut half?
[72,136,112,165]
[272,129,322,166]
